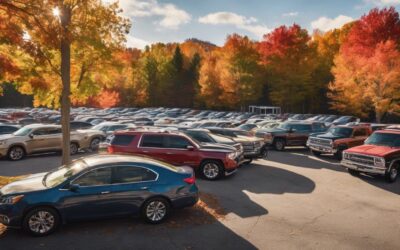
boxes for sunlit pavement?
[0,149,399,250]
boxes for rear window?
[111,135,135,146]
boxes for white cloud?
[364,0,400,6]
[283,12,298,17]
[198,12,271,38]
[311,15,354,32]
[116,0,191,29]
[126,35,150,49]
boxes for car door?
[46,127,63,150]
[164,135,199,166]
[61,167,117,220]
[137,134,169,162]
[26,128,53,152]
[106,165,158,215]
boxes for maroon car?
[107,130,240,180]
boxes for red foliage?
[258,24,310,64]
[342,7,400,58]
[88,89,120,108]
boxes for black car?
[0,124,20,135]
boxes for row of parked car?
[0,107,399,236]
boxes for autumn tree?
[329,7,400,122]
[259,24,318,113]
[0,0,130,164]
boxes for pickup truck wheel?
[347,168,359,176]
[261,148,268,159]
[70,143,79,155]
[311,150,321,156]
[8,146,25,161]
[200,160,223,180]
[385,165,398,183]
[273,139,285,151]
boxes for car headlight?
[343,152,349,160]
[0,195,24,205]
[374,157,386,168]
[227,152,237,159]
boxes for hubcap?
[70,144,78,154]
[390,168,397,180]
[91,139,100,150]
[10,147,23,160]
[276,141,283,150]
[146,201,166,222]
[203,163,219,179]
[28,211,55,234]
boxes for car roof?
[24,124,60,129]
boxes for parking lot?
[1,149,399,250]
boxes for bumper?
[98,142,109,153]
[171,192,199,208]
[341,160,386,175]
[308,144,337,154]
[0,205,23,228]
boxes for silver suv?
[0,124,105,160]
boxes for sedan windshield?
[365,132,400,147]
[328,127,353,137]
[13,127,33,136]
[44,160,87,188]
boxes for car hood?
[310,132,345,140]
[199,143,235,152]
[234,135,264,143]
[345,145,399,157]
[258,128,287,134]
[1,172,48,195]
[0,134,14,141]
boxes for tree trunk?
[60,6,72,165]
[375,110,382,123]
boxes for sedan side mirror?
[28,134,34,139]
[69,183,80,192]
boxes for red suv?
[107,130,240,180]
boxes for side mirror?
[288,128,294,133]
[187,145,195,151]
[28,134,34,139]
[69,183,80,192]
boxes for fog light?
[0,215,10,224]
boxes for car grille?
[308,137,332,146]
[242,141,262,152]
[345,153,375,167]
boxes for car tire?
[335,146,347,160]
[273,138,285,151]
[7,146,25,161]
[261,147,268,159]
[243,159,253,165]
[141,197,170,224]
[311,150,321,156]
[23,207,60,237]
[347,168,359,176]
[385,165,398,183]
[70,142,79,155]
[90,138,101,151]
[200,160,224,180]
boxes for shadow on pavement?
[353,173,400,195]
[199,162,316,218]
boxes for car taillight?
[107,146,114,153]
[183,176,195,184]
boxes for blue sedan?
[0,154,198,236]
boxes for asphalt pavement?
[0,149,399,250]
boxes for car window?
[47,128,61,134]
[292,124,311,131]
[166,135,192,149]
[109,125,127,131]
[141,135,166,148]
[354,128,367,137]
[313,123,325,131]
[185,131,213,143]
[32,128,49,136]
[111,134,135,146]
[73,167,112,186]
[112,166,157,183]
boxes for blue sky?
[114,0,400,49]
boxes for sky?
[112,0,400,49]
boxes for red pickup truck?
[107,130,240,180]
[341,127,400,183]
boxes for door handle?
[142,151,149,153]
[165,152,175,155]
[101,191,110,194]
[140,187,149,190]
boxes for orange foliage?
[88,89,120,108]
